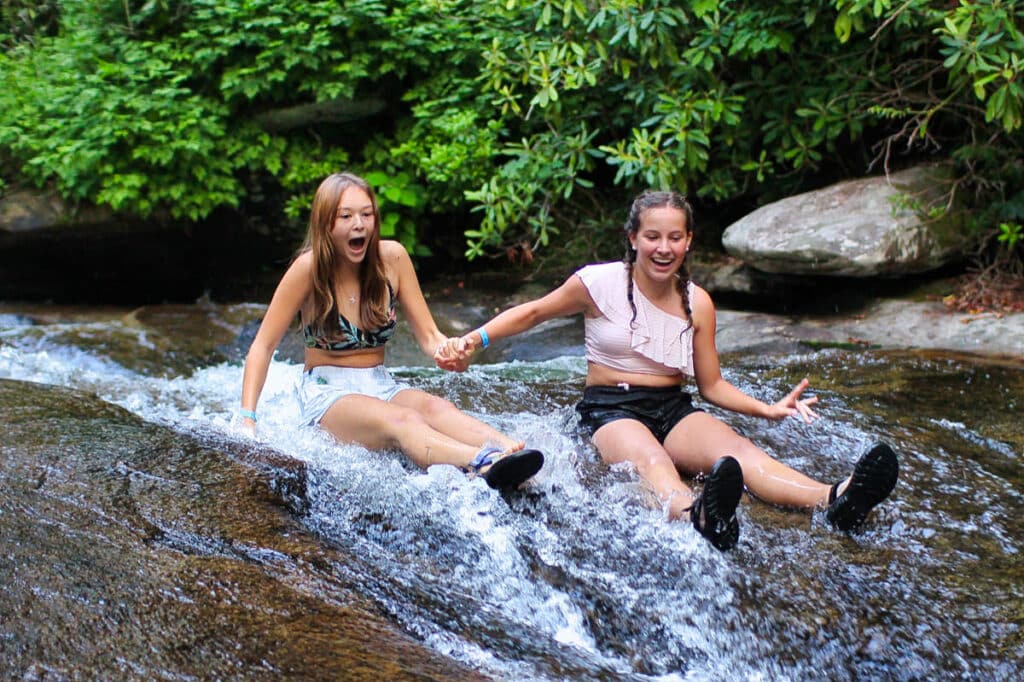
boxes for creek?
[0,299,1021,681]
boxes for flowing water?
[1,301,1021,681]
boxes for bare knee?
[630,447,677,478]
[729,439,775,469]
[417,394,459,421]
[391,404,430,427]
[372,405,430,450]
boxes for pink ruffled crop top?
[575,261,695,377]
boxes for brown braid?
[621,190,695,332]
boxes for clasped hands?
[432,334,477,372]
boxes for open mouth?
[349,236,367,250]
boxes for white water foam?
[0,337,806,680]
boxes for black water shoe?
[467,447,544,491]
[690,455,743,551]
[826,442,899,532]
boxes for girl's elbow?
[245,342,274,366]
[519,310,540,330]
[694,379,719,401]
[518,304,548,330]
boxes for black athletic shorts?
[575,384,704,444]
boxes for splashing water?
[1,306,1021,680]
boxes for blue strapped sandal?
[466,446,544,490]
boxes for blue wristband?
[477,327,490,349]
[239,409,258,422]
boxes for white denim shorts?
[296,364,411,426]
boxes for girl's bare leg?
[319,393,499,469]
[592,419,696,519]
[391,389,524,453]
[663,411,830,509]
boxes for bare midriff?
[585,361,684,389]
[303,346,386,371]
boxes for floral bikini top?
[302,282,398,351]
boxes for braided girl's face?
[628,206,692,283]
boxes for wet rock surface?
[1,296,1022,680]
[0,379,483,680]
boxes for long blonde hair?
[301,172,390,336]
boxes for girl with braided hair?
[442,190,898,551]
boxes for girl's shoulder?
[575,262,628,318]
[285,249,315,278]
[687,281,715,327]
[377,240,412,292]
[577,260,625,275]
[575,261,626,286]
[378,239,406,261]
[688,280,711,302]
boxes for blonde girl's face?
[331,186,376,263]
[629,206,693,281]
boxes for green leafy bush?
[1,0,1021,271]
[449,0,1022,262]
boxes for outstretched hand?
[768,377,819,423]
